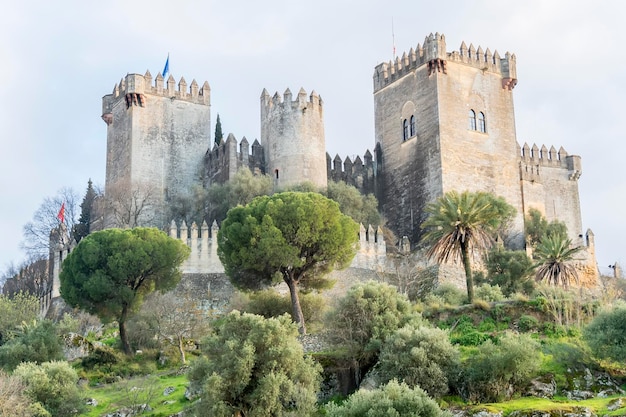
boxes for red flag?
[57,202,65,224]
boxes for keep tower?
[373,33,524,246]
[260,88,327,190]
[102,71,211,227]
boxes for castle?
[47,32,599,303]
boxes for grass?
[82,372,190,416]
[471,395,626,416]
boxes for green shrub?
[244,289,327,327]
[517,315,539,332]
[583,304,626,362]
[477,318,496,332]
[189,311,321,417]
[433,283,466,305]
[461,332,541,402]
[14,361,86,417]
[326,282,418,365]
[81,346,120,370]
[378,325,460,398]
[451,318,489,347]
[0,293,39,345]
[542,322,567,338]
[0,370,36,417]
[0,320,64,371]
[325,380,448,417]
[475,283,505,302]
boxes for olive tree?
[188,311,321,417]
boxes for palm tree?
[533,233,581,287]
[420,191,514,303]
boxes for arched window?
[403,119,409,141]
[409,115,416,137]
[478,112,486,133]
[468,110,476,131]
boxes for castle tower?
[260,88,327,190]
[373,33,524,247]
[101,71,211,227]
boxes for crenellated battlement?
[260,87,323,115]
[204,133,265,185]
[519,142,582,182]
[326,150,376,194]
[102,70,210,120]
[373,32,517,92]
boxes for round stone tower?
[260,87,327,190]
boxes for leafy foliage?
[533,234,582,288]
[474,283,505,302]
[326,180,381,227]
[188,311,321,417]
[0,292,40,344]
[378,324,460,398]
[325,380,449,417]
[583,304,626,362]
[0,320,64,371]
[59,227,190,354]
[243,289,327,328]
[525,208,568,248]
[461,332,541,402]
[421,191,515,302]
[14,361,86,417]
[478,248,535,296]
[326,282,419,376]
[0,371,37,417]
[218,192,359,334]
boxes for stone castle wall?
[261,88,327,190]
[102,72,211,227]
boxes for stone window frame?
[468,109,477,131]
[478,111,486,133]
[409,115,416,137]
[402,119,409,141]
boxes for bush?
[325,380,449,417]
[188,311,321,417]
[474,283,505,302]
[433,283,466,305]
[583,304,626,362]
[0,292,39,345]
[378,325,460,398]
[479,248,535,296]
[450,317,489,347]
[461,332,541,402]
[326,281,419,366]
[0,371,36,417]
[517,315,539,332]
[242,289,327,330]
[0,320,64,371]
[81,346,120,370]
[14,361,86,417]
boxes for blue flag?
[162,54,170,78]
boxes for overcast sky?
[1,1,624,276]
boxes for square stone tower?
[373,33,524,247]
[101,71,211,228]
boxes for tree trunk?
[286,277,306,335]
[178,335,186,364]
[461,243,474,303]
[119,304,132,355]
